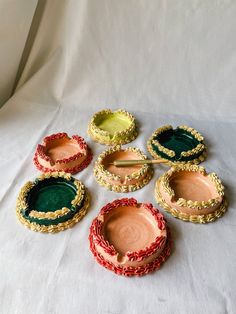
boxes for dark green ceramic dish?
[16,172,89,233]
[147,125,206,164]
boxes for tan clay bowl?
[155,164,227,223]
[89,198,171,276]
[93,146,153,193]
[34,132,92,174]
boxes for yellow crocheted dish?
[88,109,138,145]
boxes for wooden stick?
[109,159,167,167]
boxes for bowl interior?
[156,129,199,158]
[45,137,81,162]
[27,178,77,213]
[102,205,159,255]
[102,150,142,179]
[94,112,132,136]
[169,171,218,201]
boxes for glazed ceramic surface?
[168,171,216,202]
[102,150,142,179]
[147,125,206,164]
[16,172,89,233]
[95,112,132,135]
[34,133,92,174]
[89,198,171,276]
[103,205,158,255]
[93,146,153,193]
[155,164,227,223]
[88,109,138,145]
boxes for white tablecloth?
[0,104,235,314]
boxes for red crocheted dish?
[33,133,92,174]
[89,198,171,276]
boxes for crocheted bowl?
[93,146,153,193]
[34,133,92,174]
[89,198,171,276]
[155,164,227,223]
[16,172,89,233]
[147,125,206,165]
[88,109,138,145]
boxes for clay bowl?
[16,172,89,233]
[147,125,206,165]
[93,146,153,193]
[34,132,92,174]
[89,198,171,276]
[155,164,227,223]
[88,109,137,145]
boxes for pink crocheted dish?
[89,198,171,276]
[34,133,92,174]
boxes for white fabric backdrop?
[0,1,236,313]
[0,0,37,107]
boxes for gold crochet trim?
[147,125,206,165]
[94,167,153,193]
[29,207,70,219]
[155,180,227,223]
[38,171,72,181]
[176,198,219,209]
[172,164,206,174]
[180,143,205,158]
[88,109,138,145]
[208,172,225,196]
[151,140,175,158]
[88,128,138,146]
[161,173,175,198]
[178,125,204,142]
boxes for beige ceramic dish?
[89,198,171,276]
[93,146,153,193]
[34,133,92,174]
[155,164,227,223]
